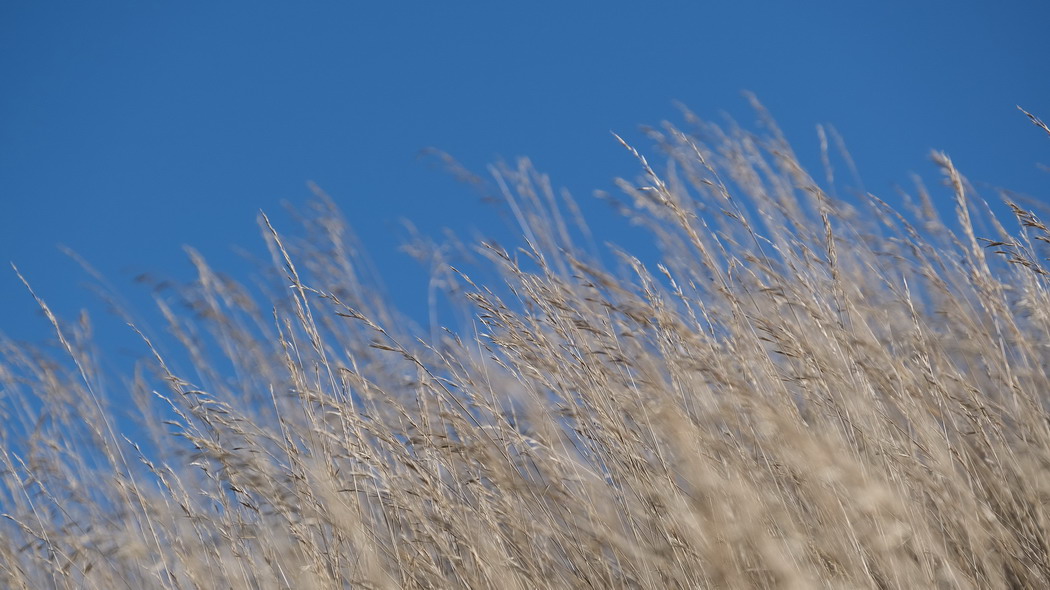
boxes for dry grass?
[3,104,1050,589]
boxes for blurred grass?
[3,103,1050,589]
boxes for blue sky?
[2,1,1048,352]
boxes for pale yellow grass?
[3,104,1050,589]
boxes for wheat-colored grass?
[3,104,1050,589]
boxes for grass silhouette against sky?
[2,1,1047,345]
[3,3,1050,588]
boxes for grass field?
[3,104,1050,589]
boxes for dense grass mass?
[4,105,1050,589]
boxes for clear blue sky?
[2,1,1048,350]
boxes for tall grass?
[3,104,1050,589]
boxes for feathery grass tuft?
[3,104,1050,589]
